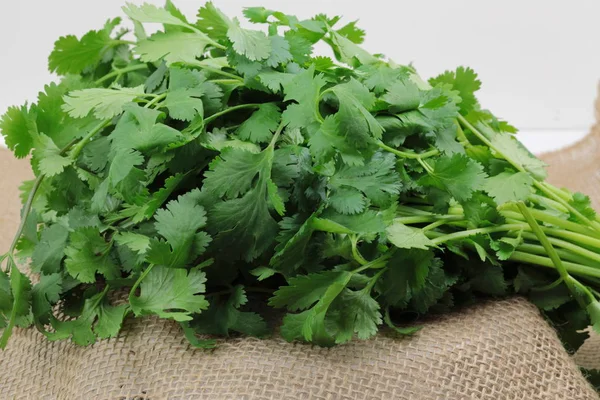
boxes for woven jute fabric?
[1,126,599,398]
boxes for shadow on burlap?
[0,120,599,398]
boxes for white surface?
[0,0,598,152]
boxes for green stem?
[204,103,262,125]
[417,157,434,173]
[144,93,167,109]
[429,223,529,245]
[352,252,394,274]
[350,236,369,266]
[517,243,599,268]
[422,219,449,232]
[534,182,600,231]
[209,79,244,85]
[458,115,599,231]
[364,269,386,292]
[129,264,155,298]
[95,64,148,85]
[69,119,112,161]
[185,61,242,81]
[528,193,570,214]
[518,231,600,264]
[509,251,600,279]
[517,203,582,305]
[376,141,439,160]
[3,176,43,272]
[502,208,599,238]
[530,277,564,292]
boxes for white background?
[1,0,599,153]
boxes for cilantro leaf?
[329,288,381,343]
[236,103,281,143]
[135,32,212,65]
[419,154,487,202]
[32,134,71,177]
[0,105,37,158]
[129,265,208,321]
[192,285,268,337]
[48,29,113,75]
[386,223,434,250]
[281,65,326,129]
[62,85,146,119]
[148,190,211,268]
[330,78,383,145]
[64,227,119,283]
[483,171,533,205]
[489,130,547,180]
[47,290,127,345]
[430,67,481,115]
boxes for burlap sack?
[1,118,599,398]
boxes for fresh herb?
[1,2,599,352]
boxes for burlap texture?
[0,121,599,397]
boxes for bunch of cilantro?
[1,1,599,352]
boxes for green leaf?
[330,78,383,145]
[31,224,70,274]
[164,89,204,121]
[236,103,281,143]
[195,2,230,41]
[31,273,62,325]
[109,104,183,152]
[483,171,533,205]
[265,35,293,67]
[108,148,144,185]
[409,259,457,313]
[0,105,38,158]
[386,223,434,250]
[270,270,348,311]
[130,265,209,321]
[336,21,365,44]
[489,131,547,180]
[0,266,33,348]
[329,31,378,67]
[330,288,382,343]
[250,266,277,281]
[48,30,113,75]
[381,79,420,113]
[62,85,146,119]
[570,192,597,221]
[228,20,272,61]
[135,32,212,65]
[33,134,71,177]
[123,2,191,29]
[430,67,481,115]
[379,249,434,306]
[64,227,119,283]
[47,290,127,345]
[279,271,352,345]
[328,152,401,214]
[192,285,268,337]
[114,232,151,255]
[148,190,211,268]
[419,154,487,202]
[434,124,464,155]
[281,65,327,129]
